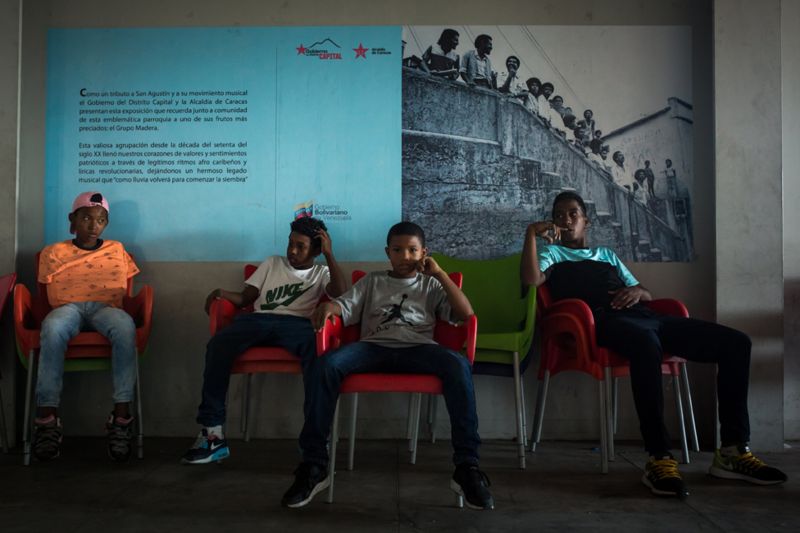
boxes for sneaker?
[642,456,689,498]
[106,413,135,462]
[709,446,788,485]
[281,462,330,508]
[450,463,495,510]
[33,415,63,461]
[180,429,230,465]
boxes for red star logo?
[354,43,369,59]
[296,44,307,55]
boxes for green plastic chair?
[432,252,537,469]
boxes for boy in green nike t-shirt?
[181,217,346,465]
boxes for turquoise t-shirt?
[537,244,640,311]
[538,244,639,287]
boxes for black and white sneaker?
[33,415,63,461]
[450,463,495,510]
[281,462,330,508]
[106,413,134,462]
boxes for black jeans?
[595,308,751,456]
[196,313,316,427]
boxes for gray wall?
[783,0,800,440]
[3,0,790,452]
[0,0,20,446]
[715,0,785,451]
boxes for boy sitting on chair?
[181,217,346,464]
[520,191,788,498]
[282,222,493,510]
[35,191,139,462]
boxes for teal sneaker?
[180,429,230,465]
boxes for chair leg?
[326,399,340,504]
[347,393,358,471]
[242,374,253,442]
[520,377,528,448]
[612,377,619,435]
[598,380,609,474]
[427,395,437,444]
[529,370,550,452]
[23,351,36,466]
[680,364,700,452]
[411,393,422,465]
[135,358,144,459]
[0,384,9,453]
[603,368,615,462]
[512,351,526,469]
[672,374,690,464]
[406,394,415,442]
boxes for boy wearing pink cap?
[34,191,140,462]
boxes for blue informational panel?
[45,27,401,261]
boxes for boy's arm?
[521,221,563,288]
[311,301,343,332]
[317,229,347,298]
[205,285,259,314]
[420,257,473,321]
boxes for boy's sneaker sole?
[181,446,231,465]
[283,476,331,508]
[708,466,786,485]
[449,479,495,510]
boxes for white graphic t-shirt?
[334,271,454,348]
[245,255,330,318]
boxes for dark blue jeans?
[299,341,481,468]
[595,308,751,456]
[196,313,316,427]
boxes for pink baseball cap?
[69,192,109,234]
[71,191,110,214]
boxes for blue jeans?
[299,341,481,468]
[196,313,317,427]
[36,302,137,407]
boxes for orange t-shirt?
[38,240,140,308]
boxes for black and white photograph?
[402,25,694,262]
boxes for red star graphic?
[296,44,307,55]
[354,43,369,59]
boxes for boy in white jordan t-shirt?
[181,217,346,464]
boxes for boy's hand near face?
[417,256,444,278]
[316,229,333,257]
[527,221,565,244]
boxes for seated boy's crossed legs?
[283,341,493,510]
[182,313,317,465]
[35,302,137,462]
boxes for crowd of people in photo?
[405,29,682,211]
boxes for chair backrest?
[431,253,532,334]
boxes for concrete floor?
[0,437,798,532]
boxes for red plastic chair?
[0,272,17,453]
[316,270,477,505]
[14,254,153,465]
[208,264,316,441]
[530,284,699,473]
